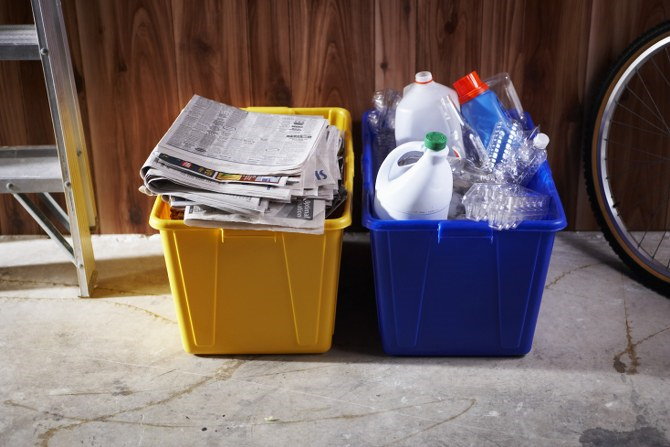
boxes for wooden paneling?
[248,0,292,106]
[72,0,181,233]
[416,0,483,84]
[1,0,669,233]
[172,0,251,107]
[288,0,374,230]
[374,0,416,91]
[289,0,374,119]
[478,0,525,82]
[517,0,592,228]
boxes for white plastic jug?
[395,71,463,153]
[374,132,453,220]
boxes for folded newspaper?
[140,95,347,234]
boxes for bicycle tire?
[584,21,670,296]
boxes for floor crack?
[0,276,76,289]
[5,359,245,446]
[0,296,176,324]
[544,262,599,289]
[613,297,639,374]
[613,319,670,375]
[0,275,167,297]
[382,398,477,446]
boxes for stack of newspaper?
[140,95,346,234]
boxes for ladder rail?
[30,0,97,297]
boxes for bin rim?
[360,109,567,233]
[149,106,354,232]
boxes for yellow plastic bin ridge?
[149,107,354,354]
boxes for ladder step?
[0,25,40,60]
[0,145,63,193]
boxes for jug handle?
[376,145,423,195]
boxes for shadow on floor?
[92,255,171,298]
[5,234,669,376]
[331,234,385,356]
[561,232,631,276]
[219,234,670,378]
[0,254,171,298]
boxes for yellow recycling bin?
[149,107,353,354]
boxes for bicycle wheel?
[585,21,670,295]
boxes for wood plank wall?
[0,0,669,234]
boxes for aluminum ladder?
[0,0,97,297]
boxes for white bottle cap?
[415,71,433,84]
[533,133,550,150]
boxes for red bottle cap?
[453,71,489,104]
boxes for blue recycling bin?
[362,112,567,356]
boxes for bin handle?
[437,221,494,243]
[220,229,277,243]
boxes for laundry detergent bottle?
[374,132,453,221]
[395,71,462,151]
[453,71,516,163]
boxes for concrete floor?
[0,232,669,447]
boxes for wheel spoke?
[624,84,670,130]
[607,160,670,179]
[635,69,670,133]
[616,101,670,135]
[636,206,665,249]
[605,139,670,162]
[632,205,663,250]
[627,159,670,164]
[610,119,670,138]
[650,56,670,90]
[624,148,670,162]
[652,232,668,259]
[651,177,670,259]
[638,232,649,249]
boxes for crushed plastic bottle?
[462,183,550,230]
[485,118,526,165]
[439,95,490,170]
[368,88,402,167]
[493,131,550,186]
[484,72,526,125]
[369,88,402,131]
[453,71,539,168]
[449,157,494,192]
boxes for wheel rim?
[595,32,670,282]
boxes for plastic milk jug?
[395,71,463,154]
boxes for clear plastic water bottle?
[439,95,491,170]
[462,183,550,230]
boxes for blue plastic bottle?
[453,71,514,164]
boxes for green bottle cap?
[424,132,447,151]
